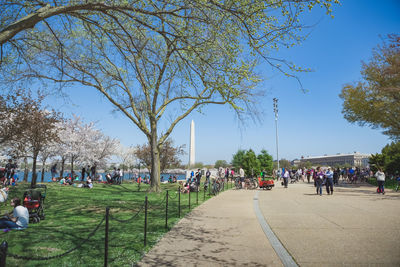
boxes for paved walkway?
[137,182,400,266]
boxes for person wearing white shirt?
[375,168,385,194]
[0,197,29,229]
[239,167,245,189]
[283,170,289,188]
[325,167,334,195]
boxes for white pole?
[273,98,279,176]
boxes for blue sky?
[47,0,399,165]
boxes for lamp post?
[273,98,279,176]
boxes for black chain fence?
[1,183,222,266]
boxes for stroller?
[23,184,47,223]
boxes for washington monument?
[189,120,195,167]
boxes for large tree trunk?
[31,151,39,186]
[23,157,28,182]
[149,127,161,192]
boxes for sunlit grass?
[1,180,230,266]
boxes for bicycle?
[244,177,258,190]
[204,178,210,192]
[235,177,242,189]
[211,178,221,195]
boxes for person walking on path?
[315,167,324,196]
[375,168,385,194]
[239,167,245,189]
[283,169,289,188]
[325,167,334,195]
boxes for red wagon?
[258,177,274,190]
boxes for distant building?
[291,159,301,166]
[300,152,371,167]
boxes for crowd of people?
[52,165,125,188]
[180,169,203,193]
[276,166,388,195]
[0,159,19,186]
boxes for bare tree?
[135,139,185,174]
[1,1,338,191]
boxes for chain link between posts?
[8,215,105,261]
[109,204,145,223]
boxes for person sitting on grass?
[95,173,103,182]
[179,181,190,193]
[190,179,198,192]
[86,177,93,188]
[0,197,29,230]
[66,176,74,185]
[59,177,67,185]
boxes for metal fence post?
[188,189,191,210]
[178,187,181,217]
[104,207,109,267]
[0,241,8,267]
[203,185,206,201]
[144,195,148,246]
[165,190,169,229]
[196,189,198,205]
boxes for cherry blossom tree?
[38,142,58,182]
[118,145,137,178]
[54,115,120,177]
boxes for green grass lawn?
[1,180,232,266]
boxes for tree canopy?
[214,160,228,169]
[340,34,400,140]
[231,149,273,177]
[369,141,400,175]
[1,0,338,191]
[0,91,61,185]
[134,139,185,173]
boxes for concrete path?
[137,182,400,266]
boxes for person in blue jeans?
[315,167,324,196]
[375,168,385,194]
[0,197,29,230]
[325,167,334,195]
